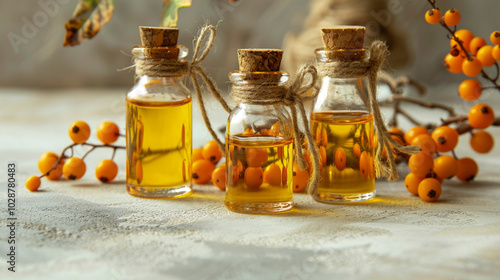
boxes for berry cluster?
[25,121,124,191]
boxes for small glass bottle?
[126,27,192,198]
[311,26,375,203]
[225,49,294,214]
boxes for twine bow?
[317,41,420,181]
[230,64,322,193]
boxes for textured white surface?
[0,89,500,280]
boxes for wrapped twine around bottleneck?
[132,25,231,152]
[317,41,420,181]
[230,64,322,193]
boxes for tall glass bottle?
[126,27,192,198]
[311,26,375,203]
[225,49,294,214]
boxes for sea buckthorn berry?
[38,151,64,180]
[25,176,41,192]
[470,37,487,55]
[359,151,370,178]
[244,167,263,190]
[425,9,441,25]
[63,157,86,180]
[321,128,328,147]
[425,170,444,184]
[69,121,91,144]
[451,29,473,53]
[470,130,494,153]
[444,53,464,73]
[212,164,226,191]
[192,159,215,184]
[263,164,282,186]
[319,146,327,166]
[389,127,405,139]
[96,121,119,144]
[458,79,482,101]
[193,148,203,162]
[228,161,240,185]
[335,147,347,171]
[245,148,268,167]
[292,164,309,193]
[462,57,482,77]
[405,173,424,196]
[136,160,143,184]
[408,151,434,177]
[202,140,223,164]
[404,126,430,144]
[431,126,459,152]
[418,178,442,202]
[477,45,496,67]
[353,143,361,158]
[468,104,495,129]
[444,9,461,26]
[95,159,118,183]
[411,134,437,156]
[433,155,459,179]
[491,31,500,45]
[456,157,478,182]
[493,45,500,60]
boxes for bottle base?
[313,191,375,204]
[127,183,192,199]
[224,201,293,214]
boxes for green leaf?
[63,0,115,47]
[160,0,192,27]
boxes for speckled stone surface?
[0,88,499,280]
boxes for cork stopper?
[237,49,283,72]
[321,26,365,50]
[139,26,179,47]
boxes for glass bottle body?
[225,72,294,213]
[311,74,375,203]
[126,74,192,198]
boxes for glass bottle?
[311,26,375,203]
[225,49,294,214]
[126,27,192,198]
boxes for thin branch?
[392,95,456,116]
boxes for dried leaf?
[63,0,115,47]
[160,0,192,28]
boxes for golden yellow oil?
[126,98,192,198]
[311,112,375,202]
[225,136,293,213]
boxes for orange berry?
[470,130,494,153]
[38,151,64,180]
[477,45,496,67]
[263,164,282,186]
[321,128,328,147]
[95,159,118,183]
[228,160,241,185]
[68,120,91,144]
[411,134,437,156]
[319,146,327,166]
[425,9,441,24]
[193,148,204,162]
[424,170,444,184]
[408,151,434,177]
[469,104,495,129]
[96,121,119,144]
[353,143,361,158]
[63,157,86,180]
[292,164,309,193]
[192,159,215,184]
[418,178,442,202]
[25,176,41,192]
[451,29,473,53]
[245,148,268,167]
[444,9,460,26]
[493,45,500,60]
[456,157,478,182]
[462,57,483,77]
[490,31,500,45]
[359,151,370,178]
[470,37,487,55]
[431,126,459,153]
[335,147,347,171]
[212,164,226,191]
[405,173,424,196]
[244,167,263,190]
[433,155,459,179]
[389,127,405,139]
[404,126,430,144]
[202,140,223,164]
[444,53,464,73]
[458,79,482,101]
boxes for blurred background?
[1,0,499,90]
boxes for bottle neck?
[136,75,186,86]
